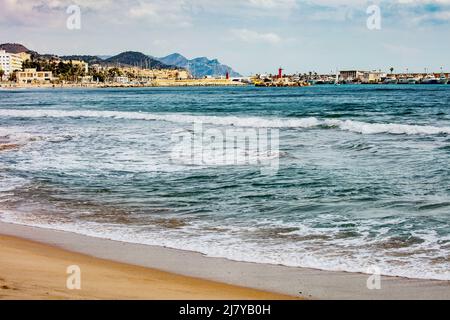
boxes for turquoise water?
[0,85,449,279]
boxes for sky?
[1,0,450,75]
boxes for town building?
[113,76,129,84]
[18,52,32,62]
[362,71,386,84]
[0,50,23,76]
[16,68,54,84]
[63,59,89,74]
[340,70,366,83]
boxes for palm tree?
[390,67,394,74]
[0,69,5,82]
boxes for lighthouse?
[278,67,283,79]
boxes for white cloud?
[2,0,450,28]
[248,0,297,9]
[231,28,282,44]
[127,0,192,27]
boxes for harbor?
[250,68,450,87]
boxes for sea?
[0,85,449,280]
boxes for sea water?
[0,85,449,280]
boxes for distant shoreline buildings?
[0,43,449,87]
[252,68,450,87]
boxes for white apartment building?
[0,50,23,76]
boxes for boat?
[335,70,340,85]
[407,76,420,84]
[439,74,448,84]
[421,74,439,84]
[383,76,398,84]
[398,77,409,84]
[315,79,326,85]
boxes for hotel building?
[0,50,23,76]
[16,68,54,84]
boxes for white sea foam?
[0,126,35,144]
[0,210,449,281]
[1,109,449,136]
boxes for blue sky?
[1,0,449,75]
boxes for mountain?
[158,53,241,78]
[0,43,32,54]
[159,53,189,68]
[105,51,175,69]
[0,43,38,58]
[97,55,112,60]
[0,43,239,76]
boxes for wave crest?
[0,109,449,136]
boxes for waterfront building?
[0,50,23,76]
[16,68,54,84]
[340,70,366,83]
[113,76,129,84]
[362,71,386,84]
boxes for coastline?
[0,225,294,300]
[1,221,449,300]
[0,79,247,89]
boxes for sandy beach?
[0,222,449,300]
[0,233,293,300]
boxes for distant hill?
[1,43,241,76]
[0,43,39,59]
[158,53,241,78]
[105,51,175,69]
[0,43,33,54]
[160,53,190,68]
[97,55,112,60]
[60,55,105,65]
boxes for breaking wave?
[0,109,449,136]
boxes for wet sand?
[0,234,294,300]
[0,222,449,300]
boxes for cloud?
[383,42,421,56]
[248,0,297,9]
[127,0,192,27]
[231,28,282,44]
[0,0,117,26]
[2,0,450,29]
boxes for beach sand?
[0,234,294,300]
[0,222,449,300]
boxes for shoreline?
[1,221,449,300]
[0,233,292,300]
[0,80,247,89]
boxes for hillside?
[158,53,241,78]
[0,43,242,76]
[105,51,175,69]
[60,55,105,65]
[0,43,33,54]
